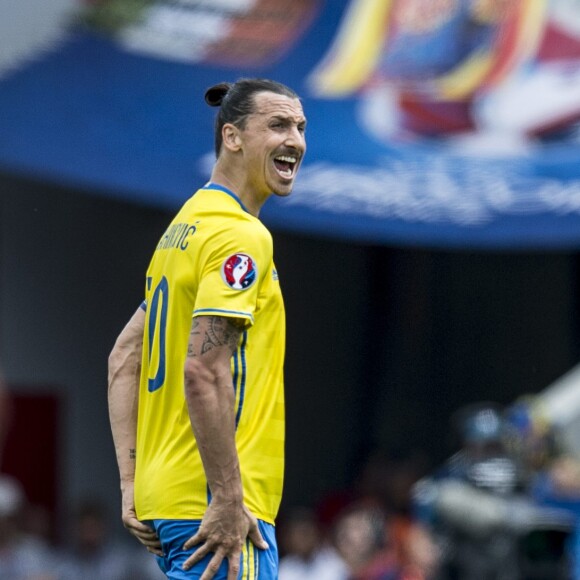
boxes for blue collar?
[202,182,250,214]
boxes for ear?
[222,124,242,152]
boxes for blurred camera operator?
[413,402,573,580]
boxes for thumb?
[248,522,269,551]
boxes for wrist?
[210,485,243,504]
[120,478,135,492]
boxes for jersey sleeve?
[194,223,272,326]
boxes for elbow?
[108,345,123,380]
[108,341,139,385]
[183,357,228,399]
[183,357,207,397]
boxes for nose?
[285,125,306,151]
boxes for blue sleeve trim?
[140,300,147,312]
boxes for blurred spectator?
[332,503,402,580]
[55,498,164,580]
[314,448,439,579]
[400,523,440,579]
[278,506,349,580]
[390,517,440,580]
[0,474,56,580]
[352,451,440,579]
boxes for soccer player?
[108,78,306,580]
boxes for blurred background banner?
[3,0,580,249]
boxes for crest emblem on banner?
[308,0,580,150]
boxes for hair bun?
[204,83,232,107]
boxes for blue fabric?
[152,519,278,579]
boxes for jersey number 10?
[146,276,168,392]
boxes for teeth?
[275,155,297,163]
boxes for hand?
[182,500,269,580]
[121,481,163,556]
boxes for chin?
[268,179,294,197]
[273,187,293,197]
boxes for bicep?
[187,315,244,366]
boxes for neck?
[210,161,269,218]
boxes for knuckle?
[229,563,240,574]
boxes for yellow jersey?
[134,183,285,524]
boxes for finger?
[183,530,205,550]
[198,552,225,580]
[146,545,165,557]
[182,542,211,568]
[125,524,158,539]
[132,521,157,533]
[226,554,241,580]
[137,535,162,548]
[135,536,163,556]
[146,545,164,556]
[129,528,161,545]
[247,523,268,550]
[127,525,159,538]
[123,517,156,534]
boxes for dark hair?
[205,78,299,157]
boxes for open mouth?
[273,155,298,179]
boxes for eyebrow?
[269,114,307,126]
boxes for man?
[108,78,306,579]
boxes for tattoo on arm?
[129,449,136,460]
[187,318,200,357]
[187,316,244,358]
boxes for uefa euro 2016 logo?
[221,253,257,290]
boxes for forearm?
[185,365,243,502]
[185,315,245,503]
[109,363,139,487]
[108,308,145,488]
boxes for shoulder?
[211,218,273,257]
[235,218,272,244]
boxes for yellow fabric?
[135,185,285,524]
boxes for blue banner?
[2,0,580,249]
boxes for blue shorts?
[152,519,278,579]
